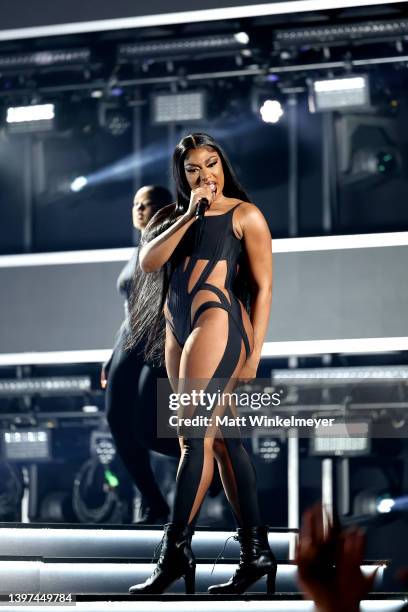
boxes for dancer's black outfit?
[130,203,277,595]
[105,249,178,521]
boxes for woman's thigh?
[180,307,246,381]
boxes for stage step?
[0,559,385,595]
[0,595,406,612]
[0,524,297,560]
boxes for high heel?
[266,564,277,594]
[184,565,196,594]
[129,523,195,594]
[208,526,277,595]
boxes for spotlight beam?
[75,142,170,189]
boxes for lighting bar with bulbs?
[274,19,408,47]
[272,365,408,384]
[0,48,90,70]
[118,32,249,59]
[0,376,91,397]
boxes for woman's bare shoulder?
[235,202,271,240]
[236,201,265,219]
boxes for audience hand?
[296,503,378,612]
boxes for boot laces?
[210,534,238,575]
[150,528,188,564]
[151,533,166,565]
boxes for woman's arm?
[139,211,194,273]
[139,185,214,273]
[239,203,273,375]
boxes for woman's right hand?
[185,184,215,220]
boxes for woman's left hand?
[238,353,260,383]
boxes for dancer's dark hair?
[141,185,173,209]
[127,133,253,365]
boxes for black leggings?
[105,327,179,511]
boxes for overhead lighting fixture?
[0,376,91,397]
[274,19,408,48]
[311,421,371,457]
[98,101,131,137]
[118,33,248,60]
[272,365,408,382]
[259,99,284,124]
[234,31,250,45]
[2,430,51,461]
[6,103,55,133]
[308,75,370,113]
[0,48,90,70]
[152,91,205,124]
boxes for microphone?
[195,197,210,220]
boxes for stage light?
[2,429,51,461]
[377,495,395,514]
[90,431,116,465]
[7,104,54,123]
[70,176,88,192]
[98,101,131,136]
[234,31,249,45]
[274,19,408,48]
[259,99,284,123]
[0,376,91,397]
[0,48,90,70]
[253,437,281,462]
[309,75,370,113]
[6,103,55,133]
[272,365,408,383]
[104,111,131,136]
[311,421,371,457]
[152,91,206,124]
[118,33,248,60]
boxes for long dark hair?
[127,133,253,365]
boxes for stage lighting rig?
[151,90,206,124]
[118,32,249,62]
[310,420,371,457]
[274,19,408,49]
[0,48,91,72]
[308,74,371,113]
[0,376,91,397]
[5,103,56,134]
[98,100,131,136]
[2,429,51,461]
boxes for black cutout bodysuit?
[165,203,261,528]
[166,202,250,361]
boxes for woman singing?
[127,133,275,595]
